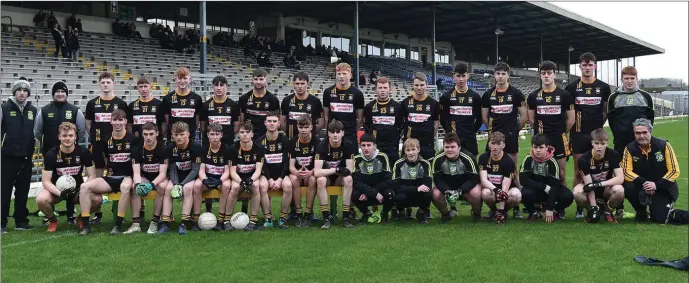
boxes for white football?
[198,212,217,231]
[56,175,77,191]
[231,212,250,230]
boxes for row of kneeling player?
[36,115,682,235]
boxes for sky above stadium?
[553,2,688,83]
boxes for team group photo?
[1,1,688,281]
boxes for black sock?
[132,217,140,224]
[152,214,160,223]
[115,216,124,228]
[241,200,248,213]
[95,212,102,219]
[47,214,58,222]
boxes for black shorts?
[90,141,107,169]
[141,173,159,184]
[343,134,358,147]
[328,175,340,185]
[485,133,519,154]
[380,149,400,164]
[570,132,592,155]
[103,176,125,193]
[419,144,436,161]
[460,137,478,156]
[204,174,222,190]
[546,133,571,159]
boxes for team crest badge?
[190,99,195,106]
[65,110,73,120]
[555,96,560,102]
[152,106,157,112]
[626,96,634,105]
[507,95,512,102]
[426,105,430,111]
[113,105,118,110]
[265,102,270,108]
[595,88,601,94]
[655,152,664,162]
[367,164,374,174]
[27,111,34,120]
[468,98,473,103]
[75,156,81,163]
[409,168,416,178]
[449,164,457,174]
[390,107,394,113]
[307,104,312,111]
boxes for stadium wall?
[1,5,151,38]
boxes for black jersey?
[439,87,483,138]
[315,138,357,169]
[231,141,265,176]
[133,142,167,181]
[565,78,612,134]
[257,133,288,179]
[238,90,280,139]
[281,93,323,139]
[478,152,515,188]
[128,97,164,137]
[322,85,365,136]
[43,145,93,185]
[165,141,204,180]
[201,96,240,143]
[481,85,526,137]
[578,148,621,182]
[401,94,440,146]
[432,150,479,193]
[527,87,574,136]
[289,136,319,170]
[161,90,204,135]
[102,132,136,177]
[203,144,234,178]
[363,98,404,152]
[392,158,433,193]
[519,155,561,189]
[84,96,128,143]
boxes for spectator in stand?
[70,28,80,61]
[50,23,65,58]
[67,13,77,31]
[34,10,48,28]
[76,19,83,33]
[257,50,273,68]
[48,12,58,30]
[63,26,73,59]
[370,70,379,85]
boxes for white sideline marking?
[3,232,75,248]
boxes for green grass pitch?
[2,118,687,282]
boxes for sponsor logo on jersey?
[109,153,131,163]
[289,112,308,121]
[176,161,192,171]
[209,116,232,125]
[407,113,431,123]
[142,163,160,173]
[264,153,283,164]
[133,115,156,125]
[56,166,81,176]
[490,104,513,114]
[449,106,473,116]
[171,108,196,118]
[575,97,602,105]
[205,164,225,175]
[372,116,395,125]
[330,103,354,113]
[591,171,609,182]
[536,105,562,115]
[296,156,312,167]
[325,161,340,168]
[246,109,268,116]
[237,164,256,173]
[487,174,503,185]
[94,112,112,123]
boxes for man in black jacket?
[352,133,393,224]
[519,135,574,223]
[1,79,38,232]
[622,118,680,223]
[34,81,86,225]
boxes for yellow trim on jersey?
[459,152,477,173]
[662,143,680,182]
[622,148,639,182]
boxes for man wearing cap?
[1,79,38,232]
[33,81,86,225]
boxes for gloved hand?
[335,167,351,176]
[171,184,183,199]
[203,177,221,189]
[584,181,603,193]
[444,190,460,205]
[494,188,508,202]
[586,205,601,223]
[241,178,253,193]
[59,190,72,200]
[135,183,154,196]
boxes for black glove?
[494,188,508,202]
[586,205,601,223]
[59,190,71,200]
[584,181,603,193]
[241,178,253,193]
[335,167,351,176]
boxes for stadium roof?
[205,1,664,64]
